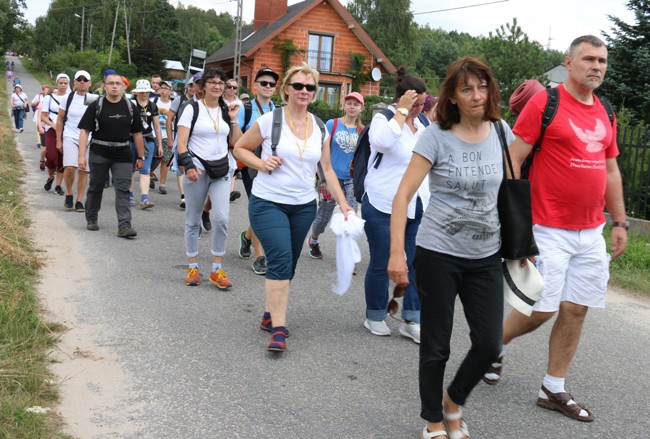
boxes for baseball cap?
[121,76,130,88]
[509,79,545,116]
[160,80,173,89]
[239,93,250,100]
[103,69,117,78]
[255,67,279,82]
[193,71,203,83]
[344,92,364,105]
[75,70,91,81]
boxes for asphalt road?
[6,57,650,439]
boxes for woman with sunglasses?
[41,73,70,196]
[176,68,241,289]
[388,57,512,439]
[234,63,353,352]
[361,66,428,343]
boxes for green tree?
[601,0,650,123]
[0,0,26,53]
[347,0,419,70]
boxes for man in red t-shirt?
[483,35,628,422]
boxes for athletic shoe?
[209,268,232,289]
[260,312,290,337]
[364,319,391,336]
[201,211,211,231]
[36,142,41,148]
[252,256,267,275]
[149,179,155,189]
[39,160,45,171]
[44,175,54,191]
[86,221,99,231]
[230,190,241,202]
[239,230,252,258]
[309,241,323,259]
[267,327,288,352]
[399,322,421,344]
[140,199,154,209]
[179,195,185,209]
[64,195,74,211]
[117,226,137,238]
[54,185,64,196]
[19,128,23,133]
[185,267,200,286]
[75,201,85,212]
[150,173,158,181]
[158,185,167,194]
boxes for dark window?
[308,34,333,71]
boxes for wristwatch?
[612,221,629,230]
[396,107,409,117]
[137,157,145,161]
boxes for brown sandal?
[481,355,503,385]
[536,385,594,422]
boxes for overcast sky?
[24,0,635,52]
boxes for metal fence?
[617,125,650,220]
[310,107,650,221]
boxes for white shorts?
[532,223,610,312]
[62,137,89,170]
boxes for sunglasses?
[387,284,406,317]
[289,82,316,92]
[257,80,276,88]
[226,85,238,90]
[76,77,90,82]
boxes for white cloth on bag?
[329,212,365,296]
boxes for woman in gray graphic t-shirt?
[388,56,514,439]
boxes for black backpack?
[520,87,615,179]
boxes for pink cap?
[344,91,364,105]
[509,79,545,116]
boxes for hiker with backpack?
[484,35,627,424]
[307,91,365,259]
[175,67,242,290]
[233,63,353,353]
[77,72,145,238]
[10,83,28,132]
[41,74,70,196]
[388,56,512,439]
[361,67,428,344]
[155,80,174,195]
[56,70,93,212]
[236,67,280,276]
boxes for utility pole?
[124,0,132,64]
[108,0,120,65]
[80,6,85,51]
[233,0,243,83]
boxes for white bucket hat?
[131,79,154,93]
[502,259,544,316]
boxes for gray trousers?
[311,178,358,235]
[86,150,133,229]
[183,170,231,257]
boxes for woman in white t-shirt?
[176,68,242,291]
[10,83,28,131]
[40,73,69,195]
[155,80,174,194]
[234,63,353,353]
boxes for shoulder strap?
[314,115,326,143]
[62,91,76,126]
[95,96,105,132]
[417,112,431,127]
[243,101,253,131]
[494,120,513,180]
[535,87,559,151]
[189,100,200,138]
[599,96,615,126]
[124,97,134,124]
[331,117,339,135]
[153,97,159,105]
[270,108,283,156]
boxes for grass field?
[605,226,650,294]
[0,86,69,438]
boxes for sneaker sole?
[209,279,232,289]
[64,206,74,211]
[399,326,420,344]
[309,253,323,259]
[186,280,200,286]
[140,203,154,210]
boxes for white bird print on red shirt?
[569,118,607,153]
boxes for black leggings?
[415,247,503,423]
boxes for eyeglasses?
[257,80,276,88]
[289,82,316,92]
[226,85,238,90]
[205,80,225,87]
[76,77,90,82]
[104,81,123,87]
[151,81,161,85]
[160,87,172,91]
[387,284,406,317]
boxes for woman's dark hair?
[201,67,230,124]
[394,66,427,100]
[435,56,501,130]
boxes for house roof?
[163,59,185,71]
[205,0,396,74]
[543,64,568,86]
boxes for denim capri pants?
[131,138,155,174]
[249,194,316,280]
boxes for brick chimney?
[254,0,288,31]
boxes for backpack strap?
[95,96,134,133]
[268,108,284,175]
[188,100,200,138]
[243,101,253,132]
[373,108,396,169]
[535,87,559,152]
[599,96,615,126]
[417,112,431,127]
[61,91,76,128]
[331,117,339,136]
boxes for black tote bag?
[493,121,539,260]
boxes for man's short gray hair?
[568,35,606,57]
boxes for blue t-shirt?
[238,98,275,131]
[326,118,359,180]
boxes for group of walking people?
[13,32,628,438]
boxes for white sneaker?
[399,322,421,344]
[364,319,391,336]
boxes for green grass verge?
[605,226,650,294]
[0,85,69,437]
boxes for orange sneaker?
[209,268,232,289]
[185,267,200,286]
